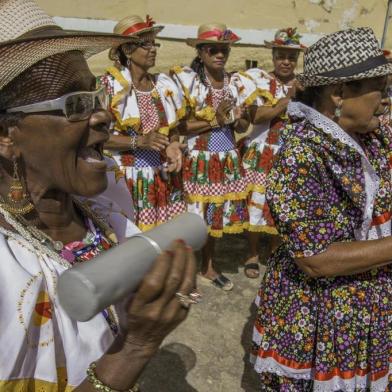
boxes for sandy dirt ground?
[88,38,291,392]
[138,233,274,392]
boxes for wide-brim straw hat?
[186,23,241,47]
[264,27,306,51]
[297,27,392,88]
[0,0,139,91]
[108,15,164,61]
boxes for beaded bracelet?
[86,362,140,392]
[129,136,138,150]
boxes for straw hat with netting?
[0,0,139,91]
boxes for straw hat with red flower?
[186,23,241,47]
[109,15,164,61]
[264,27,306,51]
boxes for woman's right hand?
[137,131,170,151]
[216,99,234,127]
[120,240,197,354]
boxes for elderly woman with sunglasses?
[242,28,305,279]
[171,23,258,290]
[99,15,186,232]
[251,28,392,391]
[0,1,197,391]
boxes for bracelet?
[129,136,138,150]
[209,116,219,129]
[86,362,140,392]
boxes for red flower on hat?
[145,15,156,27]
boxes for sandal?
[244,256,260,279]
[199,273,234,291]
[244,262,260,279]
[211,274,234,291]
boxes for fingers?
[174,156,183,172]
[150,142,167,151]
[153,133,170,146]
[177,247,197,295]
[130,250,172,310]
[160,240,188,303]
[160,247,197,323]
[218,100,233,114]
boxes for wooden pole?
[381,0,392,48]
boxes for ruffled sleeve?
[266,137,349,259]
[230,71,259,106]
[245,68,277,107]
[170,66,198,111]
[156,73,187,121]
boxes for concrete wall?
[35,0,392,75]
[37,0,391,43]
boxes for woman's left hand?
[165,141,186,172]
[233,104,249,121]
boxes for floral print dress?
[242,69,291,234]
[252,102,392,391]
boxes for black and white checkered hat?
[297,27,392,87]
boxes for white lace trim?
[368,219,392,240]
[287,101,380,241]
[251,353,312,380]
[313,372,389,392]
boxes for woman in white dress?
[0,1,197,390]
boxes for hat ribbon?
[122,15,156,36]
[198,28,239,42]
[319,54,388,78]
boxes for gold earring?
[1,158,34,215]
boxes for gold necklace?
[0,197,118,268]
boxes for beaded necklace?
[204,71,232,109]
[132,74,169,133]
[0,197,118,269]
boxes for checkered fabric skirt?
[183,144,249,237]
[242,126,281,234]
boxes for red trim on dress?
[256,349,391,382]
[371,211,392,226]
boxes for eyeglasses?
[137,41,161,50]
[6,88,108,122]
[204,46,231,56]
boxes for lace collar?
[287,101,367,157]
[287,101,380,241]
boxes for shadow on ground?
[140,233,273,391]
[140,343,197,392]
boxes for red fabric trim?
[254,321,265,335]
[315,367,388,382]
[198,29,239,41]
[122,22,152,36]
[121,15,155,36]
[258,350,313,370]
[257,349,391,382]
[371,211,392,226]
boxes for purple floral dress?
[252,102,392,391]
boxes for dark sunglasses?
[204,46,231,56]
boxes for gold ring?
[175,292,200,309]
